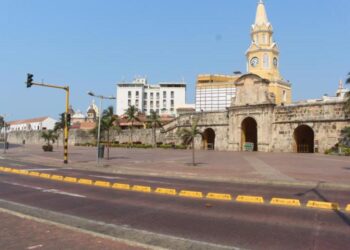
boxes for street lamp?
[88,92,116,166]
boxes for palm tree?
[148,110,162,148]
[177,117,202,166]
[125,105,141,146]
[102,106,120,159]
[41,130,58,151]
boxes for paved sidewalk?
[2,144,350,189]
[0,209,146,250]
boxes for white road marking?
[25,168,58,171]
[0,156,4,159]
[10,163,25,167]
[88,175,123,180]
[42,189,86,198]
[27,244,43,249]
[1,181,86,198]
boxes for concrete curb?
[0,199,240,250]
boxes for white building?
[116,77,187,116]
[7,117,57,132]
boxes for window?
[163,91,166,98]
[136,91,139,98]
[144,93,147,99]
[156,101,159,108]
[135,100,139,106]
[128,100,131,106]
[150,93,154,100]
[128,91,131,98]
[282,90,287,102]
[262,34,266,44]
[171,100,174,107]
[156,92,160,100]
[263,53,270,69]
[163,100,167,108]
[150,101,154,108]
[143,101,147,106]
[171,91,174,98]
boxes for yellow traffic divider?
[11,169,21,174]
[132,185,152,193]
[179,190,203,199]
[51,175,64,181]
[3,168,12,172]
[29,171,40,177]
[270,198,301,207]
[206,193,232,201]
[112,183,130,190]
[63,176,77,183]
[236,195,264,204]
[78,179,93,185]
[18,170,29,175]
[346,204,350,212]
[155,188,177,196]
[94,181,111,188]
[39,173,51,179]
[306,200,339,210]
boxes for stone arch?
[202,128,215,150]
[293,125,314,153]
[241,117,258,151]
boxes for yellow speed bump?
[63,177,77,183]
[94,181,111,188]
[11,169,21,174]
[112,183,130,190]
[179,190,203,199]
[39,173,51,179]
[236,195,264,204]
[132,185,152,193]
[346,204,350,212]
[270,198,301,207]
[29,171,40,177]
[18,170,29,175]
[78,179,93,185]
[155,188,177,196]
[206,193,232,201]
[51,175,64,181]
[306,200,339,210]
[3,168,12,172]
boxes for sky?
[0,0,349,121]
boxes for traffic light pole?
[26,78,70,164]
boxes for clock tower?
[246,0,292,104]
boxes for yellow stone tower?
[246,0,292,104]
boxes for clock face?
[250,57,259,67]
[273,57,278,67]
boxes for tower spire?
[255,0,269,25]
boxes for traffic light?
[66,113,71,127]
[26,73,34,88]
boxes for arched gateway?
[241,117,258,151]
[202,128,215,150]
[294,125,314,153]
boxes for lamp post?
[0,114,8,154]
[88,92,116,166]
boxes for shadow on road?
[296,182,350,227]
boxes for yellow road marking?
[206,193,232,201]
[3,168,12,172]
[78,179,93,185]
[112,183,130,190]
[51,175,64,181]
[94,181,111,188]
[18,170,29,175]
[29,171,40,177]
[306,200,339,210]
[179,190,203,199]
[346,204,350,212]
[270,198,301,207]
[11,169,21,174]
[39,173,51,179]
[155,188,177,196]
[132,185,152,193]
[63,177,77,183]
[236,195,264,204]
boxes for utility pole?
[26,73,70,164]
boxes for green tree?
[91,106,120,160]
[177,117,202,166]
[147,110,162,148]
[125,105,141,146]
[41,130,58,147]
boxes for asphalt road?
[0,158,350,249]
